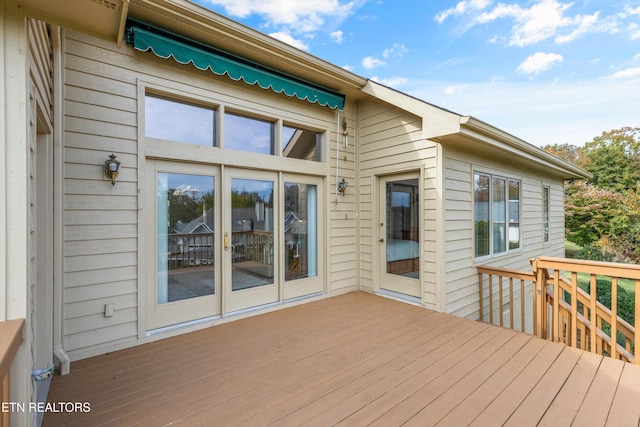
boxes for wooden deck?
[44,292,640,426]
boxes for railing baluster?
[552,270,560,342]
[636,279,640,364]
[571,271,578,348]
[590,274,597,354]
[499,275,504,327]
[611,277,618,360]
[478,272,484,322]
[488,274,493,325]
[520,278,525,333]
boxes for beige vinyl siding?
[442,146,566,319]
[329,106,357,292]
[62,30,139,359]
[61,28,347,359]
[357,99,438,308]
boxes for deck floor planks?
[43,291,640,427]
[144,303,439,426]
[503,346,584,426]
[434,335,547,426]
[537,350,602,425]
[605,361,640,426]
[572,355,624,426]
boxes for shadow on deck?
[44,292,640,426]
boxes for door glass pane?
[157,173,215,304]
[385,179,419,279]
[231,178,274,290]
[284,183,317,281]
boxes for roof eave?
[458,116,592,180]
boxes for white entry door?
[378,173,421,299]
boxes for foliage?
[574,245,612,262]
[542,143,580,164]
[564,182,627,248]
[577,127,640,192]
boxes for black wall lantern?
[105,153,121,186]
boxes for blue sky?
[191,0,640,147]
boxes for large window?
[474,172,521,258]
[144,92,325,161]
[224,112,274,155]
[145,95,216,146]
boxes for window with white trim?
[474,172,521,258]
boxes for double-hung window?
[474,172,521,258]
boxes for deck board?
[44,292,640,426]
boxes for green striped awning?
[125,20,345,110]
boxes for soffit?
[16,0,125,41]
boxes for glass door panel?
[379,174,421,299]
[146,161,220,331]
[224,170,279,313]
[283,175,324,300]
[230,178,275,291]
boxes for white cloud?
[342,64,356,72]
[435,0,491,24]
[607,67,640,79]
[330,30,344,43]
[382,43,409,59]
[370,76,409,88]
[202,0,355,29]
[268,32,309,51]
[438,0,621,47]
[443,84,468,95]
[625,6,640,15]
[517,52,563,76]
[362,56,386,69]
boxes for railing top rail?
[476,265,536,280]
[536,256,640,280]
[0,319,24,380]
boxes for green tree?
[565,182,626,247]
[542,143,580,164]
[578,127,640,192]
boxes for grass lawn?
[564,240,581,258]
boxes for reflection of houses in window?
[169,208,214,268]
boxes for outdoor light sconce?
[104,153,121,186]
[338,178,348,195]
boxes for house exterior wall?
[442,144,566,320]
[60,28,355,360]
[356,98,440,309]
[1,5,54,424]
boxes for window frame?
[473,170,522,260]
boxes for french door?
[378,173,421,299]
[146,161,221,330]
[223,169,279,313]
[147,162,323,330]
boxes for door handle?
[224,232,230,251]
[379,238,385,243]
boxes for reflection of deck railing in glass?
[232,231,273,265]
[167,233,214,269]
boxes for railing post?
[532,258,544,338]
